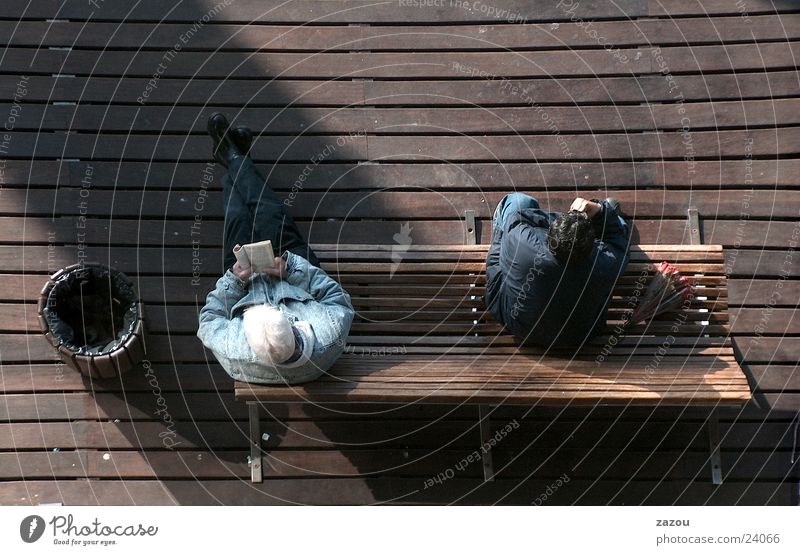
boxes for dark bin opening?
[44,264,139,356]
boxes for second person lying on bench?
[197,113,354,384]
[485,193,630,348]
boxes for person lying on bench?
[484,193,630,348]
[197,113,354,384]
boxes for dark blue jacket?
[484,200,630,348]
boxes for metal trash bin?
[37,263,145,379]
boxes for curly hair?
[547,210,596,267]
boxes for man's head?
[242,305,296,364]
[547,210,596,267]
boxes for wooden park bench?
[235,212,751,485]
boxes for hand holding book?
[231,240,288,281]
[234,240,276,272]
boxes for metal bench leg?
[248,402,263,483]
[707,408,722,485]
[479,405,495,482]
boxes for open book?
[233,240,276,272]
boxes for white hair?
[242,305,295,365]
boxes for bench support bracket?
[687,207,701,245]
[707,408,722,485]
[478,405,495,482]
[464,210,477,245]
[248,402,263,483]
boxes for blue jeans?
[492,193,540,233]
[222,155,319,269]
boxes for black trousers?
[222,155,319,270]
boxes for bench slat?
[236,388,750,406]
[311,244,724,253]
[353,310,728,323]
[342,347,735,356]
[349,323,732,335]
[324,262,727,274]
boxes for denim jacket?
[197,251,354,384]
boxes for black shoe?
[207,112,242,167]
[230,126,253,156]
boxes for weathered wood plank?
[728,279,800,306]
[0,363,232,393]
[11,476,800,505]
[0,477,794,505]
[4,15,799,50]
[648,0,792,17]
[730,308,799,335]
[725,250,800,278]
[12,189,800,222]
[364,70,800,105]
[734,337,800,364]
[7,128,796,161]
[2,420,794,451]
[6,72,797,106]
[0,448,793,481]
[0,392,248,422]
[745,365,800,391]
[5,42,799,77]
[0,0,651,23]
[0,480,179,506]
[1,0,794,22]
[7,100,797,134]
[3,159,795,190]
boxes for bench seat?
[234,243,751,482]
[235,355,749,405]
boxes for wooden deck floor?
[1,0,798,505]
